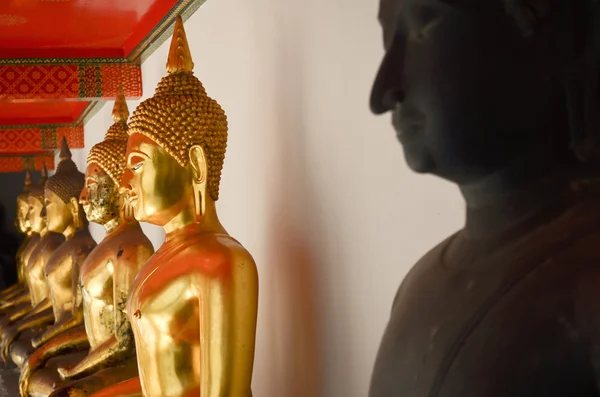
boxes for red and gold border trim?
[0,123,83,153]
[0,62,142,100]
[0,153,55,173]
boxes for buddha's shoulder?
[158,233,255,279]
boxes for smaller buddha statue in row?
[20,88,154,397]
[0,168,42,308]
[3,139,96,368]
[0,166,57,355]
[4,165,37,300]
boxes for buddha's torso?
[370,196,600,397]
[128,232,252,397]
[81,224,153,349]
[22,233,41,265]
[16,233,33,284]
[45,231,96,323]
[26,232,64,306]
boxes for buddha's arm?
[34,254,86,348]
[19,325,89,396]
[60,249,150,380]
[59,328,134,380]
[204,258,259,395]
[15,307,54,332]
[0,285,26,303]
[32,308,83,348]
[0,283,23,300]
[0,290,30,309]
[1,308,55,361]
[24,297,52,318]
[2,301,32,324]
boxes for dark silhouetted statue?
[370,0,600,396]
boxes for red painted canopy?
[0,0,204,172]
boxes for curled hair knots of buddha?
[127,15,228,201]
[46,138,85,204]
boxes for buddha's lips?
[393,104,425,143]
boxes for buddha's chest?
[369,243,595,397]
[128,264,205,397]
[128,267,202,346]
[81,258,115,346]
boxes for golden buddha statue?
[89,16,259,397]
[2,138,96,367]
[0,167,41,306]
[0,166,58,351]
[8,166,36,296]
[19,88,155,397]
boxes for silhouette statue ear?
[504,0,549,37]
[561,0,600,161]
[188,145,207,222]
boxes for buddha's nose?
[370,38,406,114]
[79,186,88,206]
[119,169,133,195]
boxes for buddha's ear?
[188,145,207,222]
[188,145,207,184]
[69,196,84,229]
[504,0,548,37]
[69,196,79,215]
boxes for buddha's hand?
[20,350,44,396]
[19,358,33,396]
[1,326,17,361]
[56,365,73,380]
[31,335,42,348]
[48,384,75,397]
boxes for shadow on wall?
[260,6,323,394]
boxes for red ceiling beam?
[0,123,83,154]
[0,154,55,173]
[0,60,142,101]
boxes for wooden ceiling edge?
[0,57,136,66]
[78,101,103,125]
[129,0,207,63]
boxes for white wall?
[76,0,465,395]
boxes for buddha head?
[16,165,33,234]
[370,0,600,184]
[28,163,48,235]
[45,138,86,235]
[80,87,130,226]
[120,15,227,228]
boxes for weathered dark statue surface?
[370,0,600,396]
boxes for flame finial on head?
[112,84,129,123]
[39,162,48,185]
[167,15,194,74]
[59,137,72,161]
[87,88,130,185]
[23,162,32,191]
